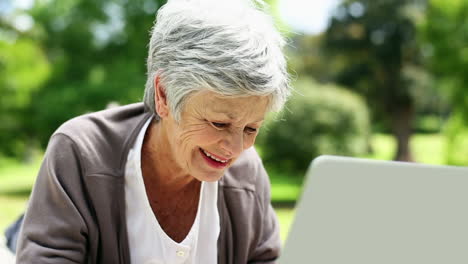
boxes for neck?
[141,119,197,191]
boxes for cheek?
[243,134,257,149]
[197,129,223,146]
[176,125,219,152]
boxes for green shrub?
[257,78,371,174]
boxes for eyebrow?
[212,112,264,123]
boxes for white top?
[125,118,220,264]
[0,237,15,264]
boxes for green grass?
[411,134,445,165]
[0,157,40,193]
[275,208,295,244]
[361,133,446,164]
[0,196,28,232]
[361,134,396,160]
[268,167,303,204]
[0,156,41,231]
[0,133,452,242]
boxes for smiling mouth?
[199,148,230,168]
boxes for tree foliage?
[423,0,468,119]
[423,0,468,165]
[0,39,50,157]
[323,0,427,161]
[0,0,167,157]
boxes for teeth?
[202,149,228,163]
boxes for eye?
[211,122,228,129]
[244,127,258,134]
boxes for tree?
[423,0,468,117]
[0,38,50,158]
[423,0,468,165]
[0,0,168,154]
[323,0,426,161]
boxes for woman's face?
[163,90,269,182]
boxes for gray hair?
[143,0,290,121]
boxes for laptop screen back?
[280,156,468,264]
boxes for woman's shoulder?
[221,147,270,194]
[47,103,151,176]
[54,103,146,142]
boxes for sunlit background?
[278,0,341,34]
[2,0,468,245]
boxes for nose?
[220,130,244,158]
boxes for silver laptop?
[280,155,468,264]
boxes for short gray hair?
[143,0,290,121]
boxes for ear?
[154,75,169,118]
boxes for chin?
[195,171,225,182]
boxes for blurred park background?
[1,0,468,243]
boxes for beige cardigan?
[16,103,280,264]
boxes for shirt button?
[176,250,185,257]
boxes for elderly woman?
[16,0,289,263]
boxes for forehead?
[187,90,269,121]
